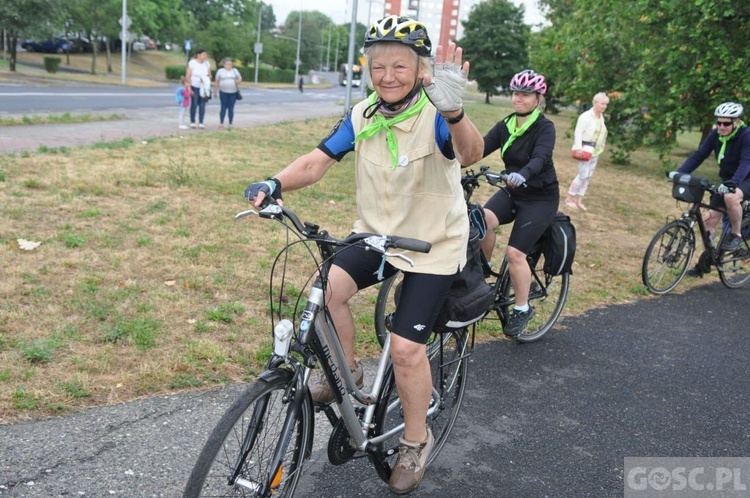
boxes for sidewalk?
[0,100,345,155]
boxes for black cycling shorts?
[334,244,455,344]
[709,177,750,210]
[484,189,558,254]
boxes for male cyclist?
[670,102,750,275]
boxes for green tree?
[531,0,750,164]
[68,0,121,74]
[459,0,529,103]
[0,0,65,71]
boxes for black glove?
[244,177,283,202]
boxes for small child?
[177,76,192,129]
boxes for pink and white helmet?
[509,69,547,95]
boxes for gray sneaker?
[721,234,742,252]
[504,307,536,336]
[309,361,363,405]
[389,427,434,494]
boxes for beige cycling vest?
[350,100,468,275]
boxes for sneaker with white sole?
[389,427,434,494]
[504,307,536,336]
[309,361,363,405]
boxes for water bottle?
[274,319,294,357]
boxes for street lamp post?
[326,25,332,72]
[344,0,359,110]
[295,10,302,85]
[254,1,262,86]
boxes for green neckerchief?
[501,108,541,157]
[354,90,429,169]
[718,121,746,165]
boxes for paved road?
[1,281,748,497]
[0,84,347,155]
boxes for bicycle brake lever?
[235,209,259,219]
[383,251,415,267]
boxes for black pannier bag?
[433,222,494,332]
[542,212,577,276]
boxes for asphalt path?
[0,82,350,155]
[1,281,749,497]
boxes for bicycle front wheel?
[183,369,313,498]
[642,220,695,294]
[717,218,750,289]
[372,328,469,473]
[496,253,570,343]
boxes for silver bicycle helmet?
[714,102,744,118]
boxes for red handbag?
[571,144,594,161]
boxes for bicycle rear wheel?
[717,218,750,289]
[371,328,469,474]
[642,220,695,294]
[183,369,313,498]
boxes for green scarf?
[501,108,541,157]
[354,91,429,169]
[718,121,746,165]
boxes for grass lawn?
[0,97,718,423]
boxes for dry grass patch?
[0,101,713,422]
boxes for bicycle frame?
[233,204,442,487]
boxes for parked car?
[21,39,72,53]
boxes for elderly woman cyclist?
[244,15,483,494]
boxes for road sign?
[119,15,132,29]
[254,42,263,55]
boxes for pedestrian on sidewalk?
[177,76,192,130]
[298,75,304,93]
[214,57,242,129]
[186,48,211,129]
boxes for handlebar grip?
[389,236,432,254]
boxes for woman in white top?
[185,48,211,128]
[565,92,609,211]
[214,57,242,129]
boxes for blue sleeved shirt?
[678,125,750,184]
[317,108,456,161]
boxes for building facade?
[370,0,482,52]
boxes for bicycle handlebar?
[236,203,432,263]
[667,172,736,195]
[461,165,516,201]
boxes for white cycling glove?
[424,63,467,112]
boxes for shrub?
[165,65,185,80]
[44,57,62,73]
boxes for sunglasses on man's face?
[716,120,734,127]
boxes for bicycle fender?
[258,367,294,384]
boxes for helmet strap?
[364,79,424,119]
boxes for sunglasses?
[716,120,734,127]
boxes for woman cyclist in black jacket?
[481,69,560,336]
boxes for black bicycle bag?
[542,212,577,276]
[433,225,494,332]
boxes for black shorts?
[334,244,456,344]
[484,189,559,254]
[709,178,750,210]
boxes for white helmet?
[714,102,744,118]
